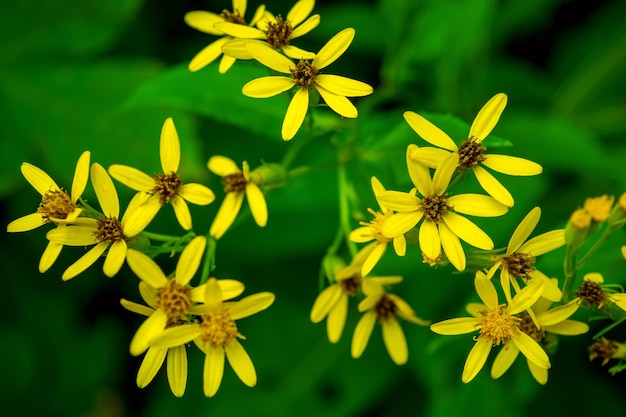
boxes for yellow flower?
[349,176,407,276]
[430,272,549,383]
[109,118,215,231]
[46,163,154,280]
[184,0,268,73]
[577,273,626,312]
[242,27,373,140]
[149,278,275,397]
[310,244,402,343]
[379,146,509,271]
[490,292,588,384]
[487,207,565,303]
[582,194,614,222]
[217,0,319,60]
[406,93,542,207]
[7,151,90,272]
[208,156,267,239]
[351,280,429,365]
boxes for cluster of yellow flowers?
[7,0,626,399]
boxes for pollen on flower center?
[291,60,318,87]
[340,274,361,296]
[220,9,247,25]
[222,172,247,193]
[38,189,75,222]
[518,312,545,342]
[153,172,182,205]
[575,281,609,308]
[199,310,243,348]
[502,252,536,280]
[156,279,193,321]
[457,137,486,170]
[360,208,393,243]
[375,295,398,321]
[265,15,293,49]
[476,305,521,346]
[93,217,126,243]
[421,194,451,222]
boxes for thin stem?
[338,163,357,258]
[577,225,616,268]
[562,244,578,304]
[200,235,217,285]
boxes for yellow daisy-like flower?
[216,0,319,60]
[487,207,565,303]
[351,280,429,365]
[406,93,542,207]
[379,147,509,271]
[430,272,549,383]
[582,194,614,222]
[150,278,275,397]
[184,0,268,73]
[208,155,267,239]
[108,118,215,231]
[310,244,402,343]
[349,176,407,276]
[242,27,373,140]
[577,272,626,312]
[7,151,90,272]
[490,290,588,385]
[46,163,154,280]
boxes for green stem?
[577,225,616,268]
[337,162,357,258]
[199,235,217,285]
[142,231,192,243]
[562,244,578,304]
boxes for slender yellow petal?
[203,346,225,397]
[507,207,541,254]
[327,294,348,343]
[473,166,514,207]
[282,44,316,60]
[189,37,229,72]
[377,190,420,212]
[184,11,224,36]
[7,212,45,232]
[406,144,432,196]
[139,281,159,307]
[130,309,168,356]
[167,345,187,397]
[287,0,314,27]
[210,192,244,239]
[136,347,167,388]
[361,243,386,277]
[393,235,406,256]
[160,117,180,174]
[518,230,565,256]
[527,358,548,384]
[233,0,247,15]
[532,270,562,302]
[62,242,108,280]
[403,111,457,151]
[45,223,97,245]
[127,249,168,288]
[249,4,266,26]
[430,317,480,335]
[151,325,203,348]
[218,52,237,73]
[475,273,498,310]
[466,302,487,318]
[208,155,240,176]
[204,278,223,314]
[351,311,377,358]
[349,226,374,243]
[120,299,154,317]
[443,211,494,250]
[91,163,119,218]
[71,151,90,201]
[21,162,58,195]
[282,88,309,140]
[122,194,161,237]
[225,340,257,387]
[512,332,550,369]
[39,240,63,272]
[291,14,320,38]
[537,299,579,326]
[491,344,519,379]
[410,146,450,168]
[247,42,294,73]
[175,236,206,286]
[315,84,358,118]
[419,219,440,261]
[108,165,154,192]
[432,152,458,195]
[171,196,192,230]
[103,239,127,278]
[439,221,466,271]
[462,339,492,383]
[313,28,354,70]
[246,183,268,227]
[482,154,542,176]
[242,76,294,98]
[310,284,342,322]
[214,21,265,39]
[229,292,275,320]
[545,320,589,335]
[469,93,507,142]
[500,268,513,304]
[448,194,509,217]
[222,38,254,60]
[508,282,544,315]
[381,211,422,238]
[179,183,215,205]
[315,74,373,97]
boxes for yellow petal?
[209,192,244,239]
[287,0,314,27]
[313,28,354,70]
[315,85,358,118]
[377,190,420,212]
[229,292,275,320]
[174,236,206,286]
[518,229,565,256]
[46,223,97,245]
[327,294,348,343]
[507,207,541,254]
[351,311,377,358]
[443,211,494,250]
[473,166,514,207]
[462,339,492,383]
[439,221,466,271]
[349,226,374,243]
[225,340,257,387]
[151,324,202,348]
[512,332,550,369]
[531,270,562,302]
[184,11,224,36]
[447,194,509,217]
[406,144,432,196]
[310,284,343,322]
[62,242,108,280]
[432,152,458,194]
[249,5,266,26]
[410,146,450,168]
[91,162,119,218]
[120,298,154,317]
[207,155,240,176]
[482,154,542,176]
[544,319,589,335]
[222,38,254,60]
[203,346,225,397]
[246,183,268,227]
[166,345,187,397]
[381,211,422,238]
[103,239,127,278]
[179,183,215,205]
[219,54,237,73]
[126,249,168,288]
[122,194,160,237]
[233,0,247,16]
[171,196,192,230]
[214,21,264,39]
[361,243,386,277]
[537,299,579,326]
[7,212,45,233]
[419,219,440,261]
[430,317,480,335]
[246,42,294,73]
[469,93,507,142]
[71,151,91,201]
[39,240,63,272]
[160,117,180,174]
[282,88,309,140]
[491,344,519,379]
[382,318,408,365]
[315,74,373,97]
[21,162,58,195]
[189,37,229,72]
[204,278,223,314]
[475,272,498,310]
[403,111,457,151]
[282,44,316,60]
[527,358,548,385]
[508,281,544,315]
[136,347,167,388]
[242,76,294,98]
[291,14,320,38]
[108,165,154,192]
[130,309,168,356]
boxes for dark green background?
[2,0,626,416]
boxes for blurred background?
[2,0,626,416]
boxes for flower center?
[38,189,75,222]
[340,274,361,296]
[501,252,536,280]
[518,312,545,342]
[156,279,193,322]
[220,9,247,25]
[199,310,243,349]
[153,172,182,205]
[375,295,398,321]
[588,337,618,366]
[359,208,393,244]
[457,137,486,170]
[265,15,293,49]
[421,194,451,223]
[476,305,521,346]
[291,60,318,87]
[93,217,126,243]
[575,281,609,308]
[222,172,247,193]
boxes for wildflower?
[217,0,319,60]
[7,151,90,272]
[242,28,373,140]
[491,290,588,384]
[109,118,215,230]
[184,0,268,73]
[589,337,626,366]
[207,156,267,239]
[406,93,542,207]
[487,207,565,303]
[583,195,614,222]
[349,176,407,276]
[577,273,626,312]
[379,147,509,271]
[430,272,548,383]
[565,208,591,249]
[310,244,402,343]
[149,278,275,397]
[46,163,153,280]
[351,280,429,365]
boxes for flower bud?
[249,163,287,189]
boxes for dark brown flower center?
[220,9,247,25]
[576,281,609,308]
[588,337,618,366]
[38,189,75,222]
[93,217,126,243]
[222,172,247,193]
[340,274,361,296]
[157,279,193,322]
[375,295,398,321]
[265,15,293,49]
[421,194,451,223]
[457,137,486,170]
[291,60,318,87]
[502,252,536,280]
[518,312,545,342]
[153,172,182,205]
